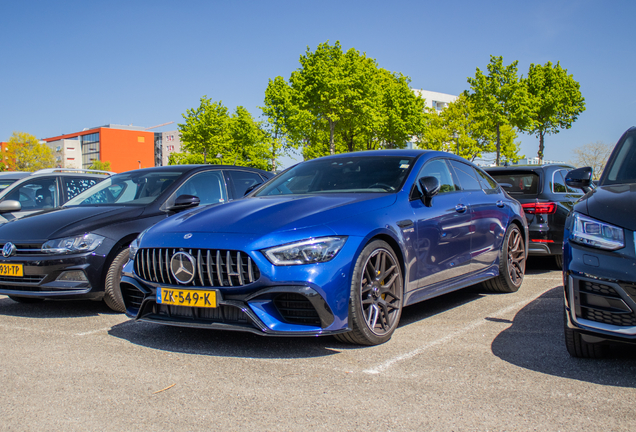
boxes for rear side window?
[64,177,99,201]
[448,160,481,191]
[475,168,500,192]
[489,171,540,196]
[552,170,567,193]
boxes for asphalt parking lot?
[1,257,635,431]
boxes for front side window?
[604,134,636,185]
[65,171,184,206]
[417,159,458,195]
[256,156,413,196]
[165,171,227,207]
[227,170,265,197]
[4,178,58,210]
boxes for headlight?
[41,233,105,254]
[128,228,149,261]
[570,212,624,250]
[263,236,348,265]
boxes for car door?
[0,176,60,223]
[163,170,229,208]
[410,158,472,291]
[449,160,509,273]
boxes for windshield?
[65,171,184,206]
[602,133,636,185]
[255,156,414,196]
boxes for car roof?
[484,164,575,172]
[108,164,272,177]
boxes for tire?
[335,240,403,346]
[555,254,563,270]
[482,224,526,293]
[103,248,129,313]
[564,308,607,358]
[8,296,44,304]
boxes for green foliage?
[178,97,272,170]
[167,152,206,165]
[8,131,55,171]
[522,61,585,162]
[262,41,425,160]
[466,56,529,166]
[89,160,111,171]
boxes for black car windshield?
[65,171,184,206]
[255,156,414,196]
[603,132,636,185]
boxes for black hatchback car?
[563,127,636,358]
[485,164,583,268]
[0,165,273,312]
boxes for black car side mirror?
[0,200,21,213]
[566,167,593,193]
[418,176,440,207]
[167,194,200,212]
[243,182,262,196]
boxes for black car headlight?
[41,233,105,254]
[570,212,624,250]
[263,236,348,265]
[128,228,149,261]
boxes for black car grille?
[155,303,250,324]
[274,293,321,325]
[134,248,260,287]
[0,275,45,285]
[0,243,44,256]
[577,280,636,327]
[121,283,145,311]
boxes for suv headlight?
[41,233,105,254]
[570,212,624,250]
[128,228,149,261]
[263,236,348,265]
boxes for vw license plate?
[0,263,23,277]
[157,288,217,308]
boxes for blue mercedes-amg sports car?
[120,150,528,345]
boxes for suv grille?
[134,248,260,287]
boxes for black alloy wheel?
[336,240,403,345]
[483,224,526,293]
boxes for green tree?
[263,41,426,160]
[522,61,585,163]
[178,98,272,169]
[167,152,206,165]
[179,97,230,163]
[8,132,55,171]
[89,160,111,171]
[466,56,529,166]
[261,76,296,171]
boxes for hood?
[581,184,636,231]
[0,206,145,242]
[155,194,397,236]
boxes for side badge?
[184,233,193,239]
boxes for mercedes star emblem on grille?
[170,251,196,284]
[2,242,16,258]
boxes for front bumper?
[563,238,636,344]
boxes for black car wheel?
[8,296,44,304]
[336,240,403,345]
[103,248,128,313]
[564,308,607,358]
[555,254,563,269]
[482,224,526,293]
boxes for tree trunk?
[496,123,501,166]
[329,120,335,155]
[538,132,545,165]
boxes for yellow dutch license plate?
[157,288,217,308]
[0,263,23,277]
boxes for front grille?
[155,303,249,324]
[0,275,44,284]
[134,248,260,287]
[0,243,44,256]
[274,293,321,325]
[121,283,144,311]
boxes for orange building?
[43,124,155,173]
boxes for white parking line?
[363,291,548,375]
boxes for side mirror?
[167,194,200,212]
[566,167,593,193]
[0,200,21,213]
[418,176,440,207]
[243,182,262,196]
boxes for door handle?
[455,204,467,213]
[496,200,505,208]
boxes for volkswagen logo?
[170,251,196,284]
[2,242,16,258]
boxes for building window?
[81,132,100,168]
[138,136,145,143]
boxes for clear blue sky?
[2,0,634,168]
